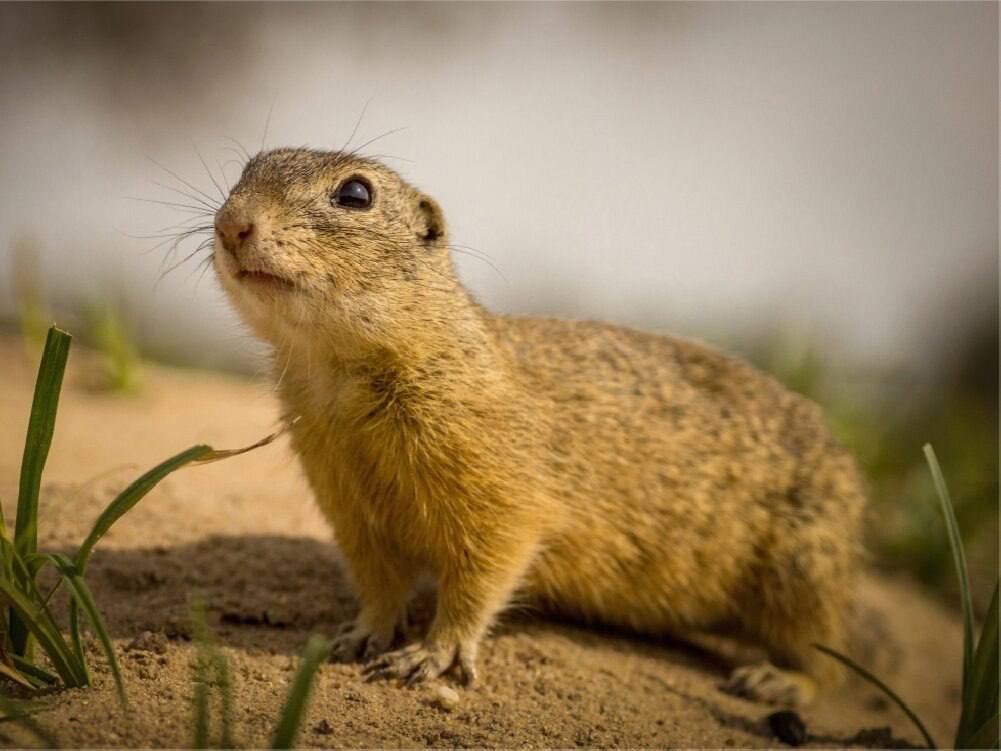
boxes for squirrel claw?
[362,641,472,686]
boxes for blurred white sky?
[0,3,996,377]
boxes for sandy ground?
[0,337,964,748]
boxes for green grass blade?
[12,326,71,656]
[11,556,75,682]
[957,581,999,748]
[14,326,70,555]
[22,548,89,687]
[10,654,58,686]
[85,301,141,393]
[188,599,237,748]
[0,501,9,546]
[0,578,85,687]
[0,659,37,688]
[964,715,1000,750]
[0,518,15,659]
[815,643,937,749]
[11,551,75,670]
[0,526,12,589]
[192,670,211,749]
[74,425,286,574]
[190,600,213,749]
[31,543,89,689]
[73,445,212,572]
[0,697,60,748]
[270,635,331,750]
[923,444,975,692]
[67,598,88,685]
[47,554,126,707]
[217,650,235,749]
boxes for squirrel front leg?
[364,528,540,686]
[332,539,416,663]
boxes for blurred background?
[0,3,997,609]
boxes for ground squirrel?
[212,147,866,706]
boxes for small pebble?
[432,684,460,712]
[313,719,334,735]
[768,710,808,747]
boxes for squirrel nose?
[215,215,255,255]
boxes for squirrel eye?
[333,179,372,209]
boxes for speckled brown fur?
[212,148,866,706]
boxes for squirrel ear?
[414,194,446,246]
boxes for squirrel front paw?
[331,618,395,663]
[362,639,478,687]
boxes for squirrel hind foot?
[724,662,817,707]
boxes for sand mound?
[0,338,962,747]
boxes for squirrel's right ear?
[414,194,447,247]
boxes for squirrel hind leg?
[723,598,845,707]
[723,600,847,706]
[723,604,846,707]
[739,454,865,700]
[727,526,857,705]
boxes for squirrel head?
[213,148,452,353]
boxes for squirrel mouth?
[236,268,295,290]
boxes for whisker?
[450,250,507,283]
[217,159,233,193]
[150,179,219,213]
[125,222,214,245]
[191,253,217,290]
[159,237,214,281]
[146,223,214,279]
[148,157,222,210]
[340,98,373,154]
[126,195,215,216]
[220,147,249,166]
[162,233,212,271]
[261,95,278,152]
[359,153,415,164]
[219,155,248,189]
[343,127,408,161]
[274,332,295,392]
[448,244,507,282]
[221,135,251,163]
[194,144,228,204]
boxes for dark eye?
[333,179,372,209]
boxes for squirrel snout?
[215,212,255,257]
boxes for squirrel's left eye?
[333,179,372,209]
